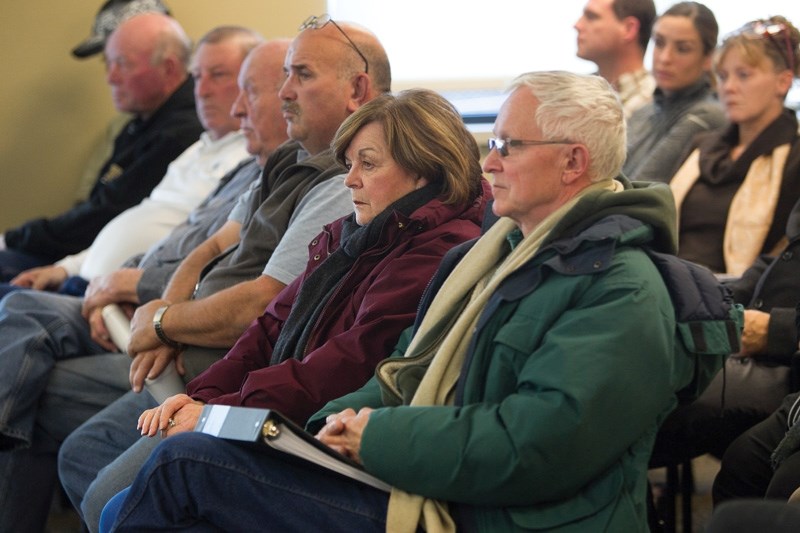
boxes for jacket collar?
[130,76,196,134]
[490,214,649,306]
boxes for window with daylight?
[329,0,799,127]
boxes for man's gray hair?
[509,71,626,182]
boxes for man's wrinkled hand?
[129,299,170,355]
[10,265,68,290]
[129,345,181,392]
[82,268,143,318]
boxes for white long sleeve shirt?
[57,130,248,279]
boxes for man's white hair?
[509,71,626,182]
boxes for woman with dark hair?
[624,1,725,182]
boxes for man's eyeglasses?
[735,21,795,75]
[299,14,369,74]
[488,138,573,157]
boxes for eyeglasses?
[735,21,795,75]
[488,138,573,157]
[299,14,369,74]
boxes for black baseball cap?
[72,0,171,58]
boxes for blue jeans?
[0,290,131,531]
[59,346,226,532]
[0,249,49,282]
[0,290,107,449]
[0,276,89,300]
[107,432,389,532]
[100,487,131,533]
[0,283,24,299]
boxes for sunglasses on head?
[734,21,795,74]
[299,14,369,74]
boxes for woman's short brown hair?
[332,89,483,206]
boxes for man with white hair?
[103,71,712,532]
[0,13,204,280]
[5,25,261,296]
[59,19,390,531]
[0,33,282,533]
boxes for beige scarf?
[670,144,790,276]
[382,180,621,533]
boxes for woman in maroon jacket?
[138,88,491,433]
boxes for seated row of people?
[0,23,260,299]
[0,12,736,533]
[96,70,728,533]
[0,15,360,530]
[0,14,205,282]
[620,7,800,529]
[0,3,797,531]
[648,12,800,495]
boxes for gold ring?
[168,417,176,428]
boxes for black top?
[4,77,203,262]
[679,108,800,273]
[726,194,800,356]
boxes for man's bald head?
[104,13,191,118]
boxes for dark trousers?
[707,500,800,533]
[651,357,792,467]
[713,391,800,504]
[0,249,49,282]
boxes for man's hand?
[10,265,68,290]
[316,407,373,464]
[137,393,203,438]
[82,268,143,318]
[129,299,170,355]
[129,345,183,392]
[87,306,121,353]
[739,309,770,356]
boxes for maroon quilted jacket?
[186,179,491,424]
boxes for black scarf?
[269,183,440,365]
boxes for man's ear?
[562,144,590,185]
[621,16,641,45]
[347,73,371,113]
[160,54,182,84]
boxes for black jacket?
[727,189,800,356]
[4,77,203,261]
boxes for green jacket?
[310,179,702,532]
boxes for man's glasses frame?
[488,138,573,157]
[299,14,369,74]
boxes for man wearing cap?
[0,34,291,533]
[56,20,392,531]
[3,25,262,297]
[70,0,172,197]
[71,0,172,59]
[0,11,203,281]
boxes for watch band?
[153,305,182,349]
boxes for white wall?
[330,0,799,98]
